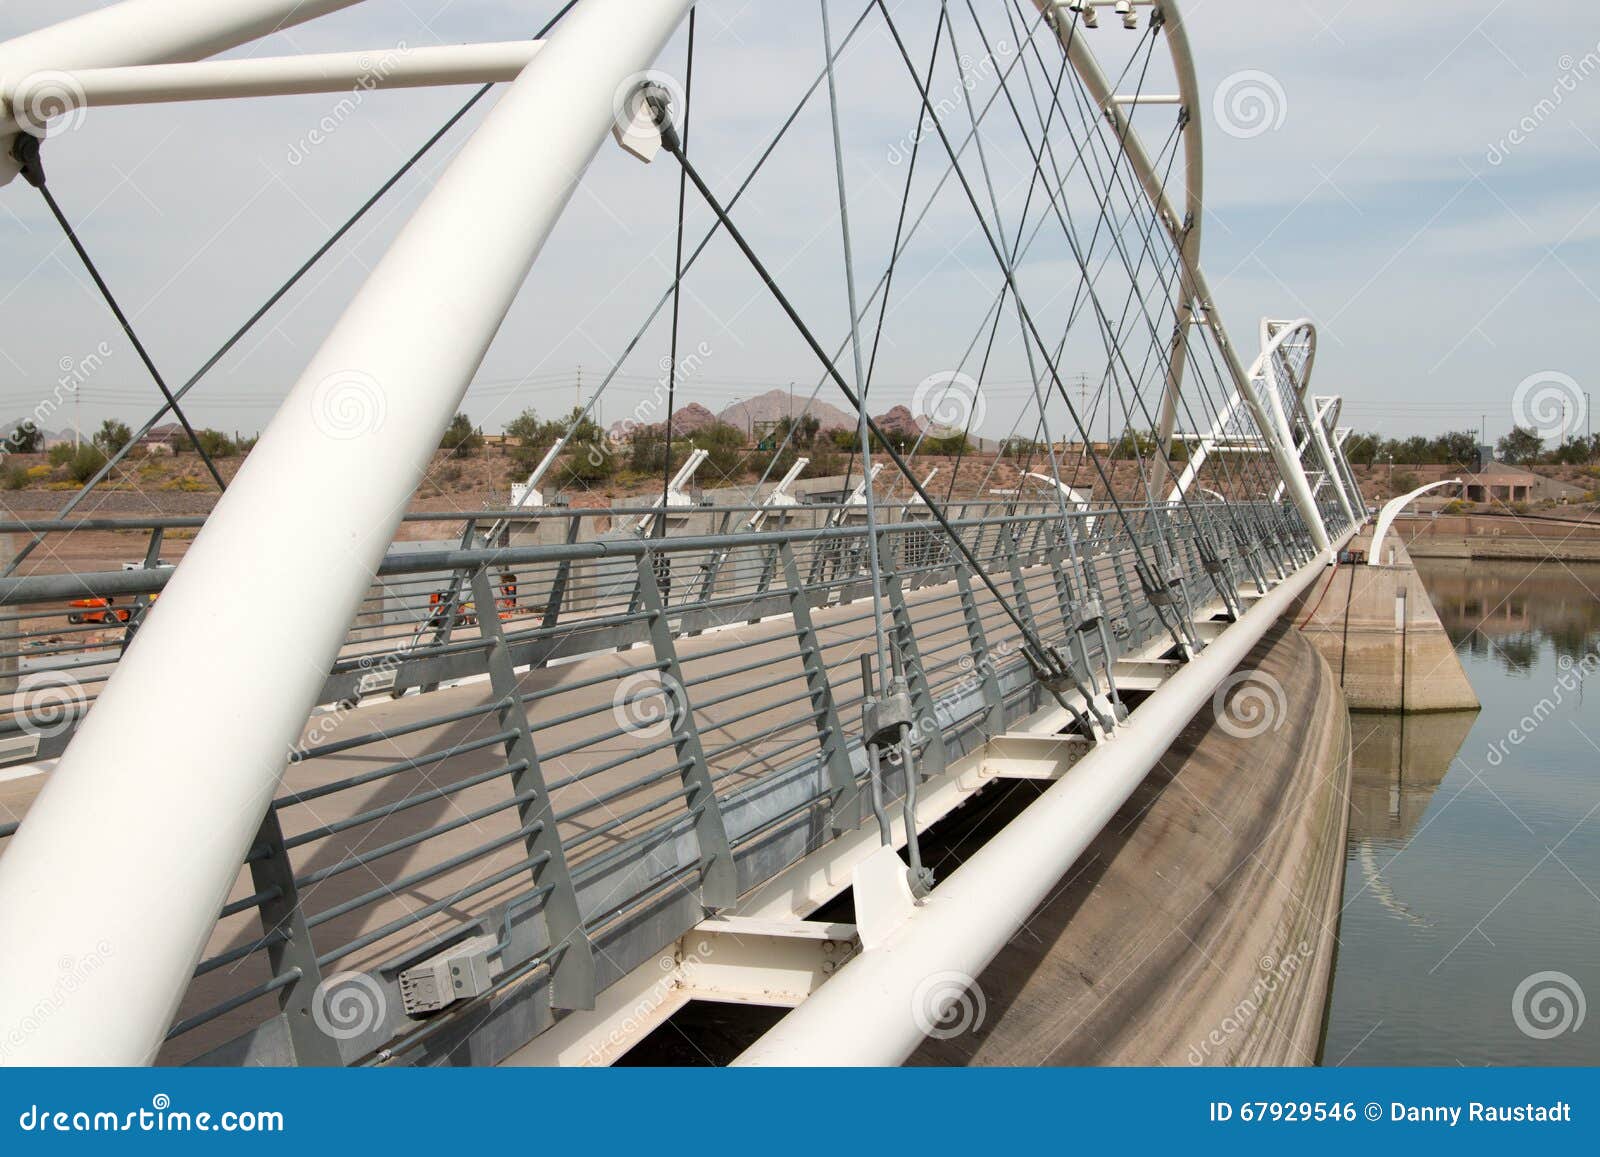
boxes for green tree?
[441,412,482,459]
[775,413,821,447]
[689,422,747,482]
[1551,438,1591,466]
[1343,432,1381,466]
[66,443,108,483]
[1497,425,1543,466]
[6,422,42,454]
[504,407,547,447]
[194,428,237,458]
[1432,429,1478,467]
[93,419,134,456]
[923,432,972,456]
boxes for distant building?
[138,423,183,455]
[1458,460,1582,504]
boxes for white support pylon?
[0,0,693,1065]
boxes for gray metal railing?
[0,494,1324,1064]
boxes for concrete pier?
[1295,535,1478,713]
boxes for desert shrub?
[66,443,108,483]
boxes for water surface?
[1322,559,1600,1066]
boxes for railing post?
[1108,541,1146,649]
[1043,522,1079,627]
[539,512,583,629]
[955,565,1005,736]
[688,510,735,635]
[635,552,737,910]
[118,526,166,655]
[999,525,1044,645]
[877,531,948,777]
[245,807,342,1065]
[469,566,595,1010]
[779,542,860,833]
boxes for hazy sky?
[1,0,1596,448]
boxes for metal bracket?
[611,81,670,163]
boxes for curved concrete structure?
[908,624,1350,1066]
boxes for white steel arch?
[1369,479,1461,566]
[1040,4,1329,549]
[0,0,1361,1066]
[0,0,695,1065]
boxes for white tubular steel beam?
[1369,480,1459,565]
[734,531,1350,1067]
[0,0,692,1065]
[1306,401,1356,527]
[12,42,546,110]
[1166,387,1244,502]
[1041,1,1205,461]
[1037,3,1329,549]
[0,0,368,157]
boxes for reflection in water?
[1323,560,1600,1067]
[1422,558,1600,673]
[1348,713,1478,930]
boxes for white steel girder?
[0,0,694,1065]
[0,0,371,172]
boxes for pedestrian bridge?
[0,0,1366,1066]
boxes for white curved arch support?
[0,0,695,1065]
[1332,426,1366,518]
[1023,472,1096,536]
[1035,2,1205,477]
[1038,12,1327,550]
[1369,480,1460,566]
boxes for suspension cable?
[12,137,225,491]
[651,105,1062,679]
[3,0,584,579]
[658,7,697,526]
